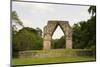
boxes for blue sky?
[12,1,91,39]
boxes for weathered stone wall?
[19,49,95,58]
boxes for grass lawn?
[12,56,96,66]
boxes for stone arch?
[43,20,72,50]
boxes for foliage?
[12,27,43,57]
[36,27,42,37]
[12,11,24,35]
[51,36,65,49]
[12,11,23,26]
[73,16,96,49]
[88,6,96,16]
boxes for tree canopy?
[88,6,96,16]
[12,27,43,57]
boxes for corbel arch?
[43,20,72,50]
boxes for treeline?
[12,27,43,57]
[73,16,96,49]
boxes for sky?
[12,1,91,39]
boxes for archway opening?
[51,25,66,49]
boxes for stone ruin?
[19,21,95,58]
[43,20,72,50]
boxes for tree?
[72,16,96,49]
[12,27,43,57]
[51,36,65,49]
[36,27,42,37]
[88,6,96,16]
[12,11,24,35]
[12,11,24,27]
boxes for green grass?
[12,56,95,66]
[12,49,95,66]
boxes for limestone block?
[66,39,72,49]
[43,40,51,50]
